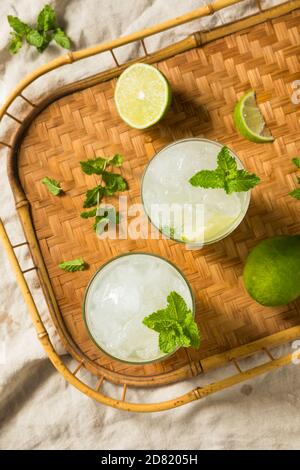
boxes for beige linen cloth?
[0,0,300,450]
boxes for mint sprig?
[80,154,127,231]
[189,146,260,194]
[7,4,71,55]
[143,291,200,354]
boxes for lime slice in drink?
[181,225,204,243]
[233,90,274,143]
[114,63,172,129]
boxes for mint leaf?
[54,28,71,49]
[143,309,173,332]
[225,170,260,194]
[37,32,52,52]
[143,291,200,354]
[26,29,44,48]
[109,154,123,167]
[183,312,201,348]
[159,328,180,354]
[102,172,128,193]
[80,208,97,219]
[8,32,23,54]
[7,16,29,35]
[59,258,86,272]
[83,186,103,208]
[80,157,108,175]
[292,157,300,169]
[217,146,237,175]
[167,291,189,323]
[37,4,56,32]
[41,177,62,196]
[189,169,225,189]
[289,189,300,200]
[80,154,124,175]
[93,209,120,232]
[190,145,260,194]
[158,324,190,353]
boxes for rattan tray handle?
[0,0,292,121]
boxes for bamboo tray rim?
[1,0,300,411]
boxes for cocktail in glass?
[83,253,194,364]
[141,138,250,247]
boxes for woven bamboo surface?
[17,10,300,385]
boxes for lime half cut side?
[234,90,274,143]
[114,63,172,129]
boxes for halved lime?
[234,90,274,143]
[114,63,172,129]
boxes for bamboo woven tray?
[1,0,300,412]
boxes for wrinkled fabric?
[1,0,299,450]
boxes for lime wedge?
[234,90,274,143]
[114,63,171,129]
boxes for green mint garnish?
[289,189,300,200]
[143,291,200,354]
[7,5,71,55]
[7,16,29,36]
[41,177,63,196]
[292,157,300,169]
[93,210,120,233]
[102,172,128,193]
[189,146,260,194]
[80,158,108,175]
[225,170,261,193]
[83,186,104,208]
[80,208,98,219]
[109,154,123,167]
[58,258,86,272]
[80,154,127,230]
[80,154,123,175]
[8,33,23,54]
[26,29,44,48]
[37,4,57,32]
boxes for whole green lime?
[243,235,300,306]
